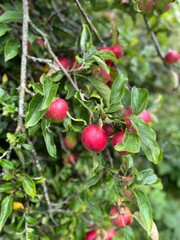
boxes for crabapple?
[164,50,180,64]
[111,45,124,59]
[85,230,98,240]
[110,205,133,228]
[103,124,113,137]
[104,229,117,240]
[64,135,77,149]
[45,98,68,121]
[63,153,77,165]
[138,0,154,12]
[112,131,128,154]
[81,125,108,152]
[92,67,111,84]
[58,57,70,69]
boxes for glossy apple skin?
[110,206,133,228]
[111,45,124,59]
[85,230,98,240]
[58,57,70,69]
[104,229,117,240]
[45,98,68,120]
[81,125,108,152]
[112,131,128,154]
[164,50,180,64]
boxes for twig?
[29,20,79,91]
[143,16,164,61]
[25,87,35,97]
[105,148,114,168]
[27,137,58,226]
[74,0,105,46]
[27,55,59,71]
[16,0,29,132]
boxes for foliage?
[0,0,180,239]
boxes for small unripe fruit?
[92,67,111,84]
[138,0,154,12]
[85,230,98,240]
[110,205,133,228]
[45,98,68,121]
[103,124,113,137]
[111,45,124,59]
[58,57,70,69]
[63,153,77,164]
[81,125,108,152]
[112,131,128,154]
[64,135,77,149]
[164,50,180,64]
[104,229,117,240]
[13,202,24,211]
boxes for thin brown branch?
[29,20,79,91]
[27,55,59,71]
[143,16,164,61]
[74,0,105,46]
[17,0,29,132]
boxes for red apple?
[166,2,172,11]
[81,125,108,152]
[85,230,98,240]
[138,109,151,123]
[92,67,111,84]
[104,229,117,240]
[110,205,133,228]
[164,50,180,64]
[63,153,77,164]
[112,131,128,154]
[103,124,113,137]
[58,57,70,69]
[111,45,124,59]
[45,98,68,121]
[64,135,77,149]
[138,0,154,12]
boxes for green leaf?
[97,50,117,62]
[91,55,109,73]
[4,39,20,61]
[41,118,57,158]
[115,131,140,153]
[39,77,59,111]
[124,226,135,240]
[130,116,162,164]
[107,74,128,113]
[138,169,158,185]
[65,81,76,100]
[25,93,47,127]
[0,11,23,22]
[0,183,13,193]
[86,195,103,222]
[131,87,148,115]
[32,83,43,94]
[0,23,11,37]
[133,189,153,234]
[28,123,40,136]
[84,171,103,189]
[88,77,111,105]
[20,174,36,198]
[0,159,14,170]
[0,196,13,231]
[80,24,92,52]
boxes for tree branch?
[74,0,105,46]
[29,20,79,91]
[17,0,29,132]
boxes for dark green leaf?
[91,55,109,73]
[20,174,36,198]
[133,189,153,234]
[88,77,111,105]
[80,24,92,52]
[25,93,47,127]
[28,123,40,136]
[86,196,103,222]
[0,11,23,22]
[4,39,20,61]
[41,118,57,158]
[130,116,162,164]
[124,226,135,240]
[115,131,140,153]
[39,77,59,110]
[97,50,117,62]
[0,159,14,170]
[32,83,43,94]
[0,23,11,37]
[65,81,76,100]
[138,169,158,185]
[84,171,103,189]
[131,87,148,115]
[107,74,128,112]
[0,196,13,231]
